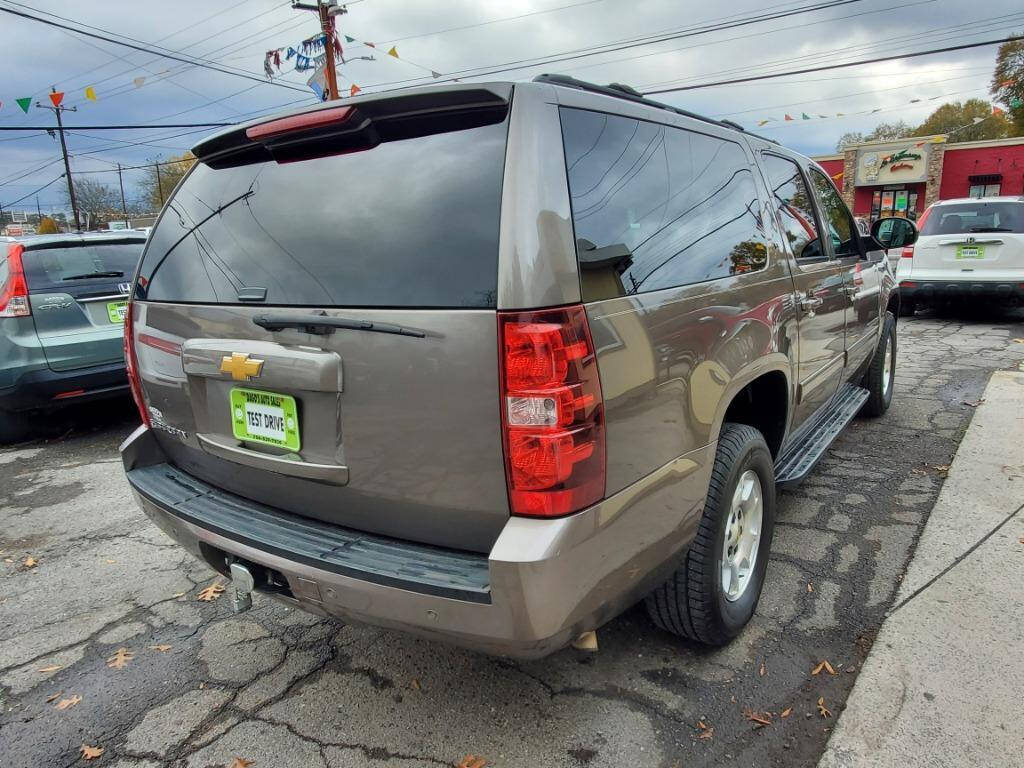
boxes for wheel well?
[721,371,788,459]
[887,291,901,323]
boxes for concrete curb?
[819,370,1024,768]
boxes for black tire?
[861,311,896,417]
[645,423,776,646]
[898,300,915,317]
[0,408,30,445]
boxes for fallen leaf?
[104,559,117,564]
[45,691,63,702]
[807,582,814,593]
[3,558,12,564]
[742,708,773,727]
[812,660,837,676]
[696,720,714,740]
[963,399,984,408]
[107,648,134,670]
[1012,338,1024,344]
[37,664,62,673]
[457,756,487,768]
[149,644,172,652]
[931,464,951,473]
[781,707,793,718]
[172,591,187,598]
[410,678,420,691]
[227,759,254,768]
[759,659,767,677]
[23,556,38,568]
[197,582,225,602]
[817,696,832,718]
[80,744,104,760]
[54,694,81,710]
[1019,536,1024,545]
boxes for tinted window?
[761,154,821,260]
[21,242,144,291]
[138,119,508,307]
[809,168,859,257]
[561,108,768,302]
[920,202,1024,235]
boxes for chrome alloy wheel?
[721,469,764,602]
[881,334,893,398]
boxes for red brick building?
[813,135,1024,222]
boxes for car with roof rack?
[1,231,148,442]
[893,196,1024,314]
[118,75,912,657]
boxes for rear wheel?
[645,423,776,646]
[0,409,30,445]
[861,311,896,417]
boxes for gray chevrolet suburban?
[119,76,913,658]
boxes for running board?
[775,383,869,488]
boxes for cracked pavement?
[2,306,1022,768]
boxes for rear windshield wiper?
[967,227,1012,233]
[62,270,125,280]
[253,313,426,338]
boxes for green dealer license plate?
[955,245,984,260]
[107,300,128,323]
[230,388,301,451]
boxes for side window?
[809,168,859,258]
[761,154,822,261]
[561,108,768,302]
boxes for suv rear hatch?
[23,238,144,371]
[908,200,1024,281]
[129,86,513,553]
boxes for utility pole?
[35,196,42,222]
[117,163,130,228]
[36,87,80,231]
[291,1,347,101]
[154,163,164,205]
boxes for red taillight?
[901,281,917,288]
[123,301,151,427]
[498,306,605,518]
[901,245,915,258]
[0,244,30,318]
[245,106,352,141]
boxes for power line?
[641,34,1024,94]
[0,4,309,93]
[1,174,65,209]
[0,123,234,131]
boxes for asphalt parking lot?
[2,306,1022,768]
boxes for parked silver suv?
[120,76,911,657]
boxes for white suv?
[895,196,1024,314]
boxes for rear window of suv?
[22,241,144,291]
[137,118,509,308]
[920,202,1024,235]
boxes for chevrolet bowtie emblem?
[220,352,264,381]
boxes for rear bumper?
[121,425,713,659]
[0,360,128,412]
[900,280,1024,304]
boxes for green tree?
[836,131,864,151]
[911,99,1011,142]
[991,36,1024,136]
[138,152,196,210]
[864,120,914,142]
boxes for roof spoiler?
[192,84,512,168]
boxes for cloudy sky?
[0,0,1020,214]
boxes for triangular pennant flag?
[915,141,926,147]
[133,77,146,88]
[871,108,881,113]
[387,46,398,58]
[350,84,361,96]
[757,119,770,126]
[16,97,31,113]
[817,114,827,118]
[1001,79,1014,87]
[909,98,921,103]
[431,70,441,79]
[345,35,355,43]
[992,105,1005,116]
[84,86,97,101]
[49,91,64,107]
[971,117,985,124]
[836,112,844,117]
[784,114,794,121]
[365,41,375,48]
[831,171,843,180]
[801,112,811,120]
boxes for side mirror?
[871,217,918,251]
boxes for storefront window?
[968,183,1001,198]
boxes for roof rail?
[533,74,778,145]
